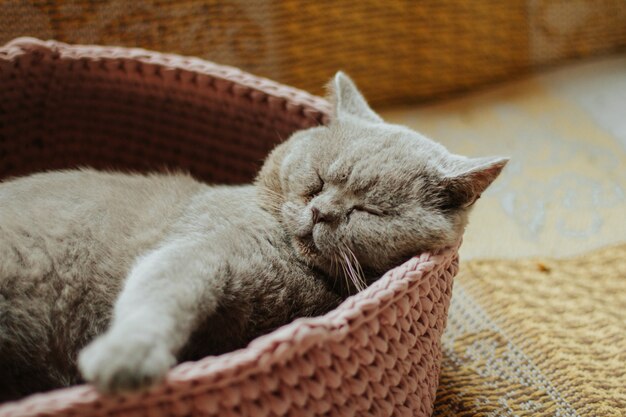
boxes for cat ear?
[440,156,508,209]
[328,72,383,123]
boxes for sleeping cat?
[0,73,507,401]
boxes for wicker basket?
[2,1,626,105]
[0,38,459,417]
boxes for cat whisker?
[339,243,365,293]
[330,254,340,290]
[337,249,351,296]
[264,204,283,212]
[258,187,284,200]
[258,199,283,212]
[258,188,285,210]
[259,196,283,205]
[336,247,352,294]
[342,251,362,295]
[344,245,366,292]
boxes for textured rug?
[434,244,626,417]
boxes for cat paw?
[78,333,175,394]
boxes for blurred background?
[1,2,625,416]
[2,0,624,260]
[1,1,625,106]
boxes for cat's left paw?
[78,332,175,394]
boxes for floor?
[381,55,626,260]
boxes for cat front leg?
[78,239,221,393]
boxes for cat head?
[257,72,507,294]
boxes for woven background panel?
[0,39,459,417]
[1,1,625,106]
[435,244,626,417]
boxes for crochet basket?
[0,38,460,417]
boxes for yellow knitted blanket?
[435,244,626,416]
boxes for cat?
[0,72,507,401]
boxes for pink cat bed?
[0,38,459,417]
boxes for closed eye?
[304,172,324,200]
[348,205,385,216]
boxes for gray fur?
[0,73,507,401]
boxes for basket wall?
[0,39,459,417]
[0,38,329,184]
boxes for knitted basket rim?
[0,39,460,417]
[0,37,331,116]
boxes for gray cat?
[0,73,507,401]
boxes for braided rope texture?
[1,1,625,105]
[0,39,460,417]
[435,244,626,417]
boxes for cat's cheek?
[282,201,313,237]
[340,221,364,247]
[311,226,336,254]
[346,224,389,263]
[280,203,299,229]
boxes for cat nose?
[311,206,333,224]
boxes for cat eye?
[304,173,324,200]
[348,205,384,217]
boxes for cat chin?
[292,235,334,271]
[293,234,320,257]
